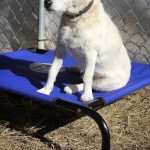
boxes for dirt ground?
[0,86,149,150]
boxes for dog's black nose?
[44,0,52,11]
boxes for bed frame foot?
[55,98,110,150]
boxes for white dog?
[38,0,131,101]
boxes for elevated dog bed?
[0,49,150,150]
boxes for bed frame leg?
[55,99,110,150]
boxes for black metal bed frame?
[55,98,110,150]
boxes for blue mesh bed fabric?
[0,50,150,106]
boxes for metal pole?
[38,0,45,49]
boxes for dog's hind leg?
[64,83,83,94]
[92,76,128,91]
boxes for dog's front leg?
[37,45,67,95]
[80,50,97,101]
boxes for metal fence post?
[38,0,45,50]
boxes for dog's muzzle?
[44,0,53,11]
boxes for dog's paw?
[37,87,51,95]
[64,85,78,94]
[80,93,94,101]
[64,86,73,94]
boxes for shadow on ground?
[0,90,81,149]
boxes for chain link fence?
[0,0,39,52]
[0,0,150,63]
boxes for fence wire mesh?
[0,0,150,63]
[0,0,39,52]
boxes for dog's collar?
[65,0,94,19]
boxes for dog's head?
[45,0,93,14]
